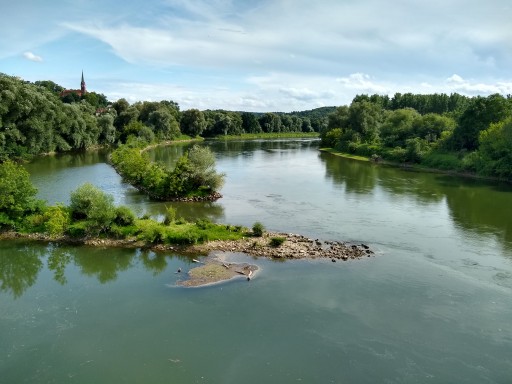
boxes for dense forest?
[0,73,326,161]
[321,93,512,180]
[2,73,512,180]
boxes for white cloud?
[444,74,512,95]
[23,51,43,62]
[336,73,389,94]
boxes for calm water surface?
[1,139,512,383]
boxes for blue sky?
[1,0,512,112]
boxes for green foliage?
[421,152,462,171]
[181,109,207,137]
[477,117,512,178]
[43,205,70,237]
[69,183,116,234]
[163,205,177,225]
[187,145,226,192]
[110,144,225,200]
[0,161,40,223]
[451,94,511,151]
[114,206,136,226]
[252,222,264,237]
[269,237,286,247]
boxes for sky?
[1,0,512,112]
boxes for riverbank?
[0,230,373,287]
[320,147,508,182]
[213,132,319,140]
[0,230,373,261]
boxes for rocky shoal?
[189,232,374,261]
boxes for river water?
[1,139,512,383]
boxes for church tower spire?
[80,70,86,95]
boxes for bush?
[69,183,116,234]
[163,205,177,225]
[67,221,90,238]
[252,222,264,237]
[195,218,212,230]
[0,160,39,221]
[269,237,286,247]
[43,205,70,237]
[114,205,136,226]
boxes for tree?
[380,108,419,147]
[181,109,207,137]
[187,145,225,191]
[148,108,181,140]
[0,161,39,224]
[451,94,511,151]
[478,117,512,179]
[327,106,349,130]
[69,183,116,234]
[241,112,262,133]
[259,113,281,133]
[347,100,383,143]
[97,114,116,144]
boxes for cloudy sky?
[1,0,511,112]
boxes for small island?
[1,154,376,288]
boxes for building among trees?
[60,71,87,98]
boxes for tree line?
[321,92,512,180]
[0,73,327,161]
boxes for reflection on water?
[0,240,200,298]
[319,151,512,251]
[0,243,44,298]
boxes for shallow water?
[2,139,512,383]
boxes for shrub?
[67,221,90,238]
[43,205,70,237]
[163,205,177,225]
[136,219,164,244]
[269,237,286,247]
[252,222,264,237]
[0,160,39,221]
[69,183,116,234]
[195,218,212,230]
[114,205,136,226]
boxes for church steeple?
[80,70,86,95]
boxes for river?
[1,139,511,383]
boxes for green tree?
[380,108,420,147]
[97,114,116,144]
[478,117,512,179]
[181,109,207,137]
[148,108,180,140]
[347,100,383,143]
[259,113,282,133]
[241,112,262,133]
[187,145,225,191]
[451,94,511,151]
[69,183,116,234]
[0,161,39,224]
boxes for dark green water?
[1,139,512,383]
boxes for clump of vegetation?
[252,222,264,237]
[320,92,512,181]
[0,161,45,229]
[269,237,286,247]
[110,144,225,200]
[0,162,249,247]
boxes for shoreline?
[0,231,373,261]
[319,148,510,183]
[0,230,374,288]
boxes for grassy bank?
[319,147,508,182]
[213,132,319,140]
